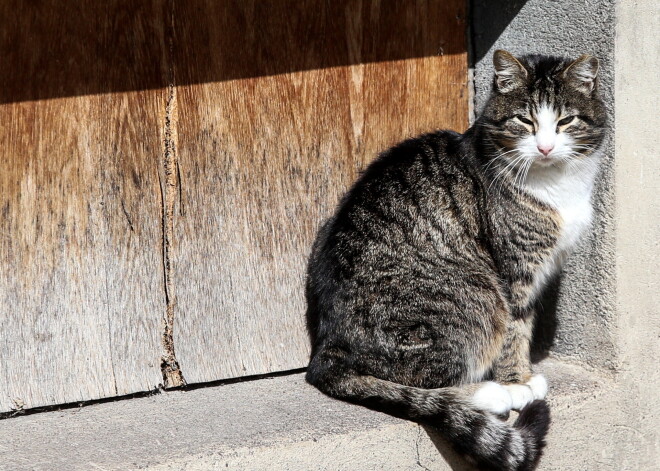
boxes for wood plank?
[172,0,469,383]
[0,1,168,411]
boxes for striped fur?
[306,51,607,470]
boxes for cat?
[305,50,607,470]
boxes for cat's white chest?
[524,157,599,298]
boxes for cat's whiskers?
[520,157,536,189]
[512,155,534,192]
[488,153,527,193]
[500,155,530,193]
[483,149,513,177]
[557,149,591,166]
[483,148,522,178]
[568,144,597,156]
[551,151,599,188]
[505,153,536,192]
[484,147,520,168]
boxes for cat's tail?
[307,354,550,471]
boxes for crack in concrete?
[159,0,185,388]
[415,425,433,471]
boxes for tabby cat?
[305,50,607,470]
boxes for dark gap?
[0,367,308,421]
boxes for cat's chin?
[533,155,559,167]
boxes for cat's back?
[334,130,466,218]
[308,129,488,294]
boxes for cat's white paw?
[526,374,548,400]
[504,384,535,411]
[471,382,513,415]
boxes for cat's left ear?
[563,54,599,95]
[493,50,528,93]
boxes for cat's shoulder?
[356,129,463,183]
[380,129,462,162]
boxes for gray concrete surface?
[471,0,618,369]
[0,360,633,471]
[613,0,660,465]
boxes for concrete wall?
[614,0,660,464]
[471,0,618,368]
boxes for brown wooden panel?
[0,1,167,411]
[172,0,469,383]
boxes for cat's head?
[480,50,607,168]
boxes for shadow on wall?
[469,0,529,63]
[532,277,560,363]
[1,0,472,105]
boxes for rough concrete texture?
[0,360,645,471]
[471,0,618,369]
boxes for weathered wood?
[0,1,168,412]
[0,0,469,410]
[172,0,469,383]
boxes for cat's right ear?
[493,50,528,93]
[562,54,599,95]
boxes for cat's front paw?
[526,374,548,400]
[471,382,513,416]
[504,384,535,411]
[503,374,548,411]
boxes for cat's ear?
[563,54,599,95]
[493,50,527,93]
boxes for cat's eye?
[515,115,534,126]
[557,116,576,126]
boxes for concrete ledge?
[0,359,644,470]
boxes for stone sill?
[0,359,627,470]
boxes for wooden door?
[0,0,468,413]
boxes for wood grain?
[171,0,469,383]
[0,0,468,410]
[0,1,168,412]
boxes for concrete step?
[0,359,643,470]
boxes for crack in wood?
[120,199,135,232]
[159,0,185,388]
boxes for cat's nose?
[537,144,554,156]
